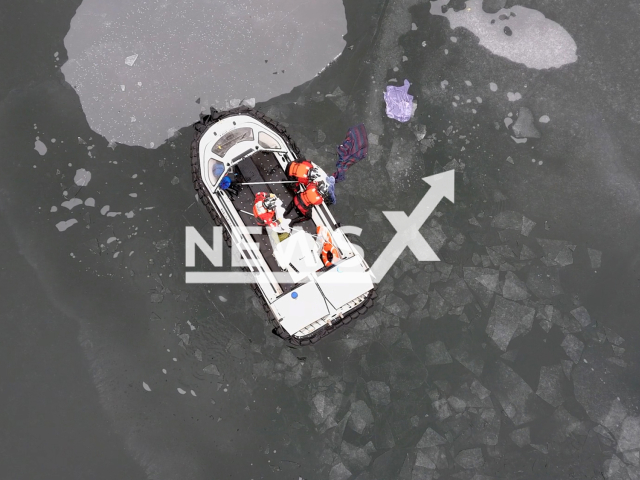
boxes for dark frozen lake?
[1,0,639,479]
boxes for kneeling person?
[283,181,328,226]
[285,158,326,188]
[253,192,290,233]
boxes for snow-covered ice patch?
[61,198,83,210]
[62,0,347,147]
[430,0,577,69]
[124,54,138,66]
[56,219,78,232]
[74,168,92,186]
[34,138,47,155]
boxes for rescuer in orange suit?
[283,181,328,226]
[253,192,291,233]
[285,158,324,188]
[253,192,279,227]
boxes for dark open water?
[1,0,639,479]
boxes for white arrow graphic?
[370,170,455,281]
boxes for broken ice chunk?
[512,107,541,138]
[552,407,588,439]
[34,138,47,155]
[561,334,584,363]
[367,381,391,406]
[464,267,499,307]
[348,400,374,434]
[502,271,529,301]
[539,115,550,123]
[74,168,92,186]
[428,290,451,319]
[490,82,498,91]
[604,327,624,346]
[485,360,539,425]
[521,216,536,236]
[519,244,536,260]
[485,296,535,351]
[536,364,565,407]
[450,343,484,376]
[537,239,575,267]
[329,462,351,480]
[432,398,453,420]
[510,427,530,447]
[412,124,427,141]
[125,54,138,66]
[570,306,591,327]
[491,211,522,231]
[455,448,484,468]
[470,380,491,399]
[526,265,563,298]
[424,341,453,365]
[278,348,298,368]
[587,248,602,269]
[448,396,467,413]
[437,277,474,306]
[340,441,371,471]
[417,427,447,448]
[507,92,522,101]
[618,416,640,453]
[414,450,436,470]
[61,198,83,210]
[55,219,78,232]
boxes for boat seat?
[235,155,268,197]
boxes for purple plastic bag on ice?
[383,79,413,122]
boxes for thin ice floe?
[512,107,541,138]
[55,219,78,232]
[62,0,347,146]
[454,448,484,469]
[34,138,47,155]
[366,381,391,406]
[61,198,83,210]
[561,334,584,363]
[485,296,535,351]
[587,248,602,268]
[430,0,577,69]
[536,365,565,407]
[424,341,453,365]
[74,168,91,186]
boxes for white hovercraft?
[190,107,377,346]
